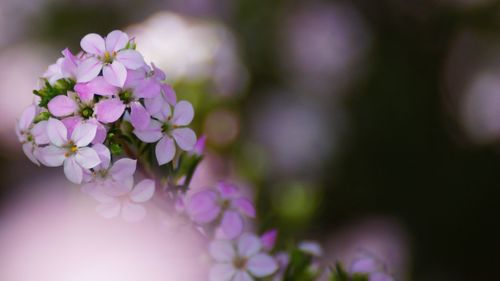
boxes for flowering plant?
[16,30,395,281]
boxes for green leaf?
[283,249,317,281]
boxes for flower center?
[232,256,247,270]
[102,51,116,64]
[65,142,78,157]
[220,199,231,210]
[161,122,173,134]
[119,89,134,104]
[80,106,94,119]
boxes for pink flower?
[89,178,156,222]
[40,118,101,184]
[209,233,278,281]
[15,105,49,165]
[186,182,256,239]
[43,48,79,84]
[192,134,207,156]
[349,254,395,281]
[81,143,136,195]
[260,229,278,251]
[134,100,197,165]
[77,30,145,87]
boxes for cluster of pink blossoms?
[16,30,395,281]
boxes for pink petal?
[209,264,236,281]
[76,57,102,83]
[370,272,395,281]
[75,147,100,169]
[103,61,127,87]
[64,156,83,184]
[151,99,171,121]
[121,202,146,222]
[130,179,155,203]
[134,79,160,99]
[144,95,163,116]
[89,118,107,144]
[155,136,176,165]
[233,271,253,281]
[193,135,207,156]
[298,241,323,257]
[22,142,39,165]
[47,118,68,146]
[130,101,150,130]
[152,63,166,80]
[349,257,382,274]
[247,254,278,277]
[109,158,137,182]
[18,105,36,131]
[232,197,256,218]
[105,30,129,52]
[260,230,278,251]
[161,84,177,105]
[61,116,82,139]
[217,182,240,199]
[237,233,261,257]
[95,98,126,123]
[75,76,119,101]
[116,50,145,70]
[61,48,78,77]
[172,101,194,126]
[91,143,111,169]
[209,240,236,262]
[133,120,163,143]
[32,121,49,145]
[80,33,105,55]
[71,122,97,147]
[186,190,220,224]
[221,211,244,240]
[172,128,196,151]
[96,201,121,219]
[47,95,77,117]
[39,145,66,167]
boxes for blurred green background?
[1,0,500,280]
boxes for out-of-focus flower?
[127,11,247,97]
[40,118,100,184]
[89,178,156,222]
[209,233,278,281]
[204,109,239,146]
[15,105,49,165]
[298,240,323,257]
[350,253,395,281]
[272,252,290,281]
[134,100,197,165]
[43,48,79,85]
[193,134,207,156]
[78,30,146,87]
[186,181,255,239]
[260,229,278,251]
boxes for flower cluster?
[16,30,396,281]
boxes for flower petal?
[260,230,278,251]
[130,179,155,203]
[121,202,146,222]
[232,197,256,218]
[221,211,244,240]
[133,120,163,143]
[96,201,121,219]
[172,101,194,126]
[161,84,177,105]
[47,95,77,117]
[130,101,150,130]
[64,157,83,184]
[92,143,111,169]
[109,158,137,181]
[71,122,97,147]
[217,181,239,199]
[22,142,39,165]
[32,120,49,145]
[186,190,220,224]
[81,33,105,55]
[76,57,102,83]
[105,30,129,52]
[39,145,66,167]
[155,136,176,165]
[95,98,126,123]
[247,254,278,277]
[237,233,261,258]
[116,50,145,70]
[209,240,235,262]
[103,61,127,87]
[134,79,160,99]
[233,271,253,281]
[172,128,196,151]
[75,147,100,169]
[47,118,68,146]
[209,264,236,281]
[18,105,36,131]
[75,76,119,101]
[370,272,395,281]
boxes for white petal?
[233,271,253,281]
[76,57,102,83]
[238,233,261,258]
[209,264,236,281]
[172,101,194,126]
[80,33,105,55]
[71,122,97,147]
[155,135,176,165]
[209,240,236,262]
[247,254,278,277]
[116,50,145,70]
[22,142,39,165]
[121,202,146,222]
[91,143,111,169]
[18,105,36,131]
[172,128,197,151]
[75,147,101,169]
[105,30,129,52]
[64,157,83,184]
[40,145,66,167]
[133,119,163,143]
[103,61,127,87]
[110,158,137,182]
[130,179,155,203]
[32,121,49,145]
[47,118,68,146]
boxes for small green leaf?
[109,143,123,155]
[33,111,50,123]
